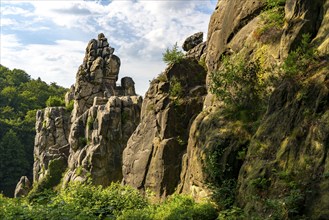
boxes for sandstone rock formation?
[30,34,142,191]
[177,0,329,218]
[33,107,71,184]
[14,176,31,198]
[237,63,329,218]
[64,96,142,186]
[72,33,136,121]
[122,58,207,199]
[182,32,203,52]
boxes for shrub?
[65,100,74,112]
[46,96,65,107]
[209,55,266,116]
[283,33,317,77]
[169,76,183,98]
[217,206,245,220]
[162,43,184,65]
[119,194,217,220]
[210,179,237,210]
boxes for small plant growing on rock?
[169,76,183,98]
[162,43,184,65]
[210,55,266,116]
[283,33,318,77]
[65,100,74,112]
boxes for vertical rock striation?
[122,57,207,199]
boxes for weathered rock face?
[33,107,71,184]
[206,0,265,73]
[14,176,31,198]
[280,0,324,58]
[178,0,329,218]
[64,96,142,186]
[182,32,204,52]
[122,59,207,199]
[72,33,136,122]
[237,63,329,218]
[28,34,142,191]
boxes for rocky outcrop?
[72,33,136,122]
[27,34,142,192]
[174,0,329,218]
[14,176,31,198]
[237,62,329,218]
[64,96,142,186]
[122,59,207,199]
[182,32,203,52]
[280,0,324,58]
[33,107,71,184]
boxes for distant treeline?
[0,65,67,197]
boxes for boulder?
[182,32,203,52]
[14,176,31,198]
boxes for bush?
[283,33,317,77]
[118,194,217,220]
[209,55,266,115]
[65,100,74,112]
[46,96,65,107]
[169,76,183,98]
[162,43,184,65]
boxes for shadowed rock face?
[178,0,329,218]
[64,96,142,186]
[122,59,207,200]
[63,34,142,186]
[33,107,71,184]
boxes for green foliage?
[0,65,67,196]
[264,0,286,9]
[46,96,65,107]
[209,55,266,116]
[87,115,94,130]
[211,179,237,209]
[251,177,271,190]
[157,72,168,82]
[217,206,245,220]
[27,158,66,203]
[65,100,74,112]
[119,194,217,220]
[162,43,184,65]
[169,76,183,98]
[0,183,218,219]
[283,33,317,77]
[0,130,28,189]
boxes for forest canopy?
[0,65,67,196]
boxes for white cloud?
[1,0,216,95]
[1,34,85,88]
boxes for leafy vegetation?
[169,76,183,98]
[283,33,318,77]
[46,96,65,107]
[0,182,217,219]
[162,43,184,65]
[0,65,67,196]
[209,55,267,118]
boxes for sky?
[0,0,217,96]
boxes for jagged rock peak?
[72,33,137,120]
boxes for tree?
[0,130,28,195]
